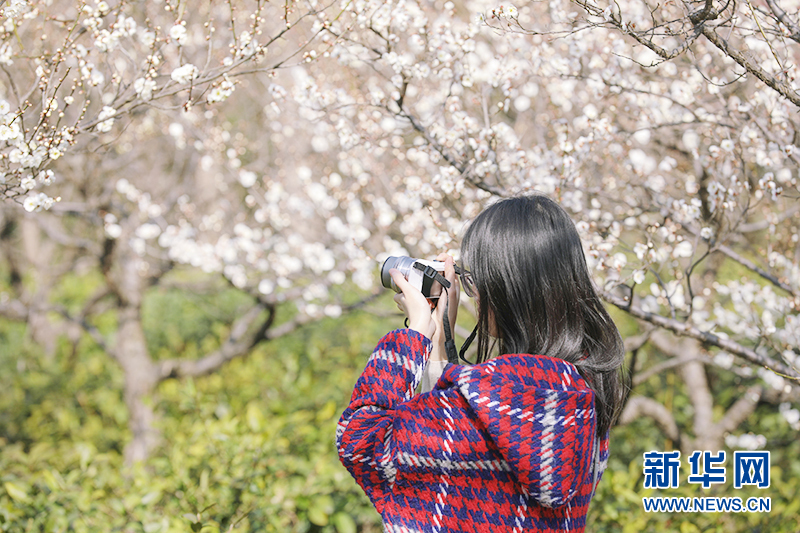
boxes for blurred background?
[1,0,799,532]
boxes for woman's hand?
[390,268,437,340]
[430,254,459,361]
[391,254,459,361]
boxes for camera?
[380,256,445,299]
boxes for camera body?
[380,256,445,299]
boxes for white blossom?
[95,106,116,132]
[269,84,287,100]
[105,223,122,239]
[134,78,157,101]
[171,63,198,85]
[37,169,55,185]
[238,170,257,188]
[207,75,235,103]
[22,192,56,212]
[672,241,693,258]
[170,23,188,46]
[725,433,767,451]
[139,29,156,47]
[136,223,161,240]
[0,42,13,65]
[0,123,20,141]
[258,279,275,295]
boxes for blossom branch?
[713,242,797,297]
[763,0,800,43]
[700,25,800,108]
[400,108,509,197]
[599,288,800,379]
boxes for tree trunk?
[111,239,162,464]
[118,304,161,464]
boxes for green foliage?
[1,273,798,531]
[0,279,388,532]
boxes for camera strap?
[412,262,476,365]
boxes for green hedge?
[1,279,798,531]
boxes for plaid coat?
[337,329,608,533]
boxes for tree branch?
[157,292,384,380]
[619,395,681,443]
[713,242,797,296]
[701,25,800,108]
[51,304,110,353]
[0,298,28,321]
[633,355,708,387]
[599,288,799,378]
[737,205,800,233]
[400,108,510,197]
[624,327,654,353]
[763,0,800,44]
[648,332,714,441]
[31,213,101,254]
[158,302,275,380]
[715,385,763,435]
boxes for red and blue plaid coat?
[337,329,609,533]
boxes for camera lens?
[380,256,415,292]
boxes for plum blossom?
[269,84,288,100]
[37,170,55,185]
[134,78,157,101]
[207,75,235,103]
[725,433,767,451]
[23,192,56,212]
[0,123,20,141]
[672,241,693,258]
[779,403,800,430]
[171,64,198,85]
[96,106,116,132]
[139,29,156,47]
[170,23,188,46]
[258,279,275,295]
[136,223,162,240]
[0,42,13,65]
[238,170,257,188]
[496,4,518,18]
[81,63,105,86]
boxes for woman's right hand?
[390,268,437,340]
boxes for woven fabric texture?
[337,329,609,533]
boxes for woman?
[337,195,626,532]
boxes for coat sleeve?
[335,329,431,509]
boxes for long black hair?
[461,194,626,437]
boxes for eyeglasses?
[454,264,475,298]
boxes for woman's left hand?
[430,254,459,361]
